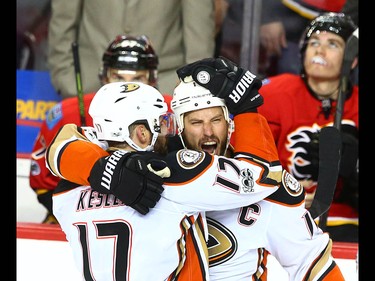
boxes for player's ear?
[135,125,150,144]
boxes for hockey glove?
[339,131,358,178]
[177,56,264,115]
[305,126,358,181]
[35,189,54,214]
[304,132,320,181]
[89,150,170,215]
[42,213,59,224]
[80,126,109,150]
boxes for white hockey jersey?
[205,114,345,281]
[53,148,281,281]
[206,169,338,280]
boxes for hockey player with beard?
[46,56,345,280]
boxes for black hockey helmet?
[99,35,158,84]
[299,12,357,70]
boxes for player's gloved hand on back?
[89,150,170,215]
[80,126,109,150]
[176,56,264,115]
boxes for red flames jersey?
[29,93,95,191]
[257,73,359,226]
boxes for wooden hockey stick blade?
[308,127,341,219]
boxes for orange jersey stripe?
[59,140,109,185]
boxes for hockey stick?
[71,42,86,126]
[334,28,359,131]
[310,29,359,229]
[308,127,341,220]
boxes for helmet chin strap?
[177,132,188,150]
[224,119,235,156]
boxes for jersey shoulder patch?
[165,149,212,184]
[46,103,63,130]
[176,149,205,169]
[267,170,305,205]
[281,170,304,197]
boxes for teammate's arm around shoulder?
[45,123,167,215]
[233,112,283,188]
[233,113,279,163]
[45,123,109,186]
[162,149,279,210]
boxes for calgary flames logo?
[286,125,321,182]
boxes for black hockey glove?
[35,189,54,214]
[89,150,170,215]
[339,131,358,178]
[176,56,264,115]
[305,132,320,181]
[335,125,359,211]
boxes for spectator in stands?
[216,0,243,64]
[259,0,347,77]
[16,0,51,70]
[257,12,358,242]
[213,0,229,57]
[47,0,216,99]
[29,34,171,224]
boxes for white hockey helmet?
[171,77,234,149]
[89,81,176,151]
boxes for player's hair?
[99,35,158,85]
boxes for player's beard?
[181,132,227,156]
[154,136,169,156]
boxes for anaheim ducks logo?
[121,83,140,92]
[207,217,237,267]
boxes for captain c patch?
[177,149,205,169]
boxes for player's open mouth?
[201,141,217,155]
